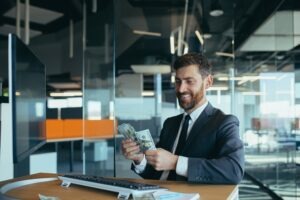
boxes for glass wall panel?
[82,1,115,177]
[234,1,298,198]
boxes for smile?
[179,94,191,100]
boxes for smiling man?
[121,53,244,184]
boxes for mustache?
[176,92,190,96]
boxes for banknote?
[118,123,156,152]
[118,123,137,141]
[135,129,156,151]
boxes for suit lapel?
[183,103,215,151]
[164,114,183,151]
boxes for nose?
[177,82,187,93]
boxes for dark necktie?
[167,115,190,180]
[175,115,190,155]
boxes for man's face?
[175,64,211,113]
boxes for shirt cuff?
[176,156,188,177]
[132,155,147,174]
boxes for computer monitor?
[8,34,46,163]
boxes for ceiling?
[1,0,300,93]
[0,0,82,37]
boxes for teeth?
[180,94,190,99]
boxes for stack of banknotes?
[118,123,156,152]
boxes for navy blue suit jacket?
[134,102,244,184]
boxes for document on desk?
[133,190,200,200]
[152,190,200,200]
[39,194,60,200]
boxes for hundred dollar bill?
[118,123,137,141]
[135,129,156,151]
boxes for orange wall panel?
[63,119,83,138]
[46,119,116,140]
[84,120,116,138]
[46,120,64,139]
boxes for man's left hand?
[145,148,178,171]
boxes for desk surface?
[0,173,238,200]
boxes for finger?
[124,149,142,161]
[127,153,143,161]
[146,157,154,166]
[122,141,139,149]
[145,150,157,156]
[123,145,140,155]
[122,138,133,145]
[122,138,134,143]
[127,151,143,161]
[145,155,156,164]
[146,157,161,170]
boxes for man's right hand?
[121,139,144,164]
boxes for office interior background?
[0,0,299,199]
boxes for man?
[121,53,244,184]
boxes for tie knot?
[184,115,190,122]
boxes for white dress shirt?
[133,101,208,180]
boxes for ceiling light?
[171,73,175,83]
[207,86,228,91]
[182,41,189,54]
[218,77,243,81]
[142,91,154,97]
[215,52,234,58]
[195,30,204,45]
[50,91,82,97]
[133,30,162,37]
[131,65,171,74]
[170,26,182,55]
[209,0,224,17]
[203,33,212,39]
[170,35,175,54]
[242,92,264,96]
[48,82,81,89]
[237,75,277,85]
[276,55,285,60]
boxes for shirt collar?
[184,101,208,123]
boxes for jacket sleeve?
[187,115,244,184]
[130,118,173,180]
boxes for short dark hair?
[173,53,212,77]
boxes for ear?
[205,75,213,89]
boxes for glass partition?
[114,0,185,178]
[82,0,115,177]
[234,1,298,197]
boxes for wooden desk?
[0,173,238,200]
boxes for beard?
[177,92,197,111]
[176,84,205,112]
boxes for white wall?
[0,103,13,181]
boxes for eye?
[175,79,181,84]
[186,79,195,85]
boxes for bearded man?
[121,53,244,184]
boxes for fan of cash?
[118,123,156,152]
